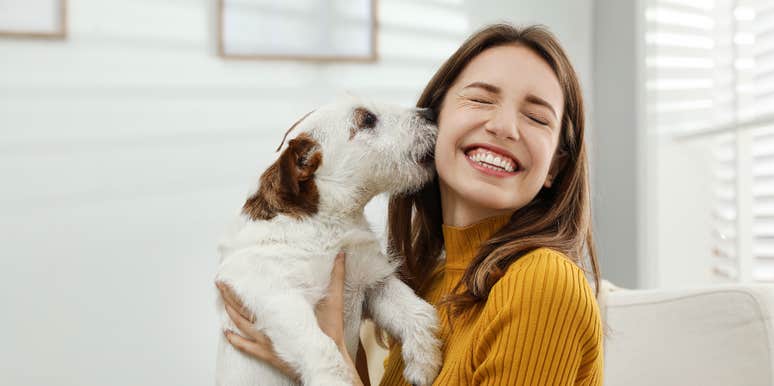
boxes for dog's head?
[243,96,437,221]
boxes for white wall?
[592,0,642,288]
[0,1,593,385]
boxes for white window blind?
[645,0,774,283]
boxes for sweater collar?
[441,214,512,271]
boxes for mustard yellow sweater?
[379,215,604,386]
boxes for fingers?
[225,303,264,342]
[216,282,256,323]
[223,329,271,360]
[216,283,299,381]
[223,330,297,379]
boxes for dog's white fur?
[215,97,442,386]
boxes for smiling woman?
[381,24,603,386]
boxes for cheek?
[433,130,453,175]
[433,121,467,182]
[526,137,557,176]
[435,108,478,153]
[433,118,458,157]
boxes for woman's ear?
[544,149,568,189]
[544,174,553,189]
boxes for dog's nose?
[416,108,436,123]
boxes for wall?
[592,0,643,288]
[0,1,593,385]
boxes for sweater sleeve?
[471,249,603,386]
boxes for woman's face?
[435,44,564,223]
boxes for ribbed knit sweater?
[378,215,604,386]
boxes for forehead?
[454,44,563,115]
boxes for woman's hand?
[216,280,299,381]
[314,251,347,349]
[216,251,365,385]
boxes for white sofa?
[601,280,774,386]
[362,281,774,385]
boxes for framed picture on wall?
[217,0,378,62]
[0,0,67,39]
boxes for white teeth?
[466,148,517,172]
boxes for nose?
[484,108,520,141]
[416,108,436,123]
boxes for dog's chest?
[301,229,394,296]
[220,216,395,294]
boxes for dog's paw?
[402,355,441,386]
[402,335,442,386]
[307,377,352,386]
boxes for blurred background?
[1,0,772,384]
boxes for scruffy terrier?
[215,97,442,386]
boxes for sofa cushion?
[603,283,774,386]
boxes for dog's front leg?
[257,294,354,386]
[365,274,442,386]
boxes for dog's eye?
[363,112,376,127]
[354,107,378,130]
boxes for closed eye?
[470,98,493,104]
[526,114,549,126]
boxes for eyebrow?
[462,81,559,120]
[463,81,501,94]
[525,94,558,120]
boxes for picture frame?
[0,0,67,39]
[217,0,378,62]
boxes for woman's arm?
[217,252,365,386]
[471,251,603,385]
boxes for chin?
[463,187,522,212]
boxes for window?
[645,0,774,283]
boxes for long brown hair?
[387,24,600,318]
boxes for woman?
[218,24,604,386]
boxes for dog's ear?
[243,134,322,221]
[278,135,322,196]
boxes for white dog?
[214,97,442,386]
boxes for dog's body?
[215,98,442,386]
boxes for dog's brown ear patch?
[243,133,322,221]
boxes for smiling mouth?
[463,146,521,173]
